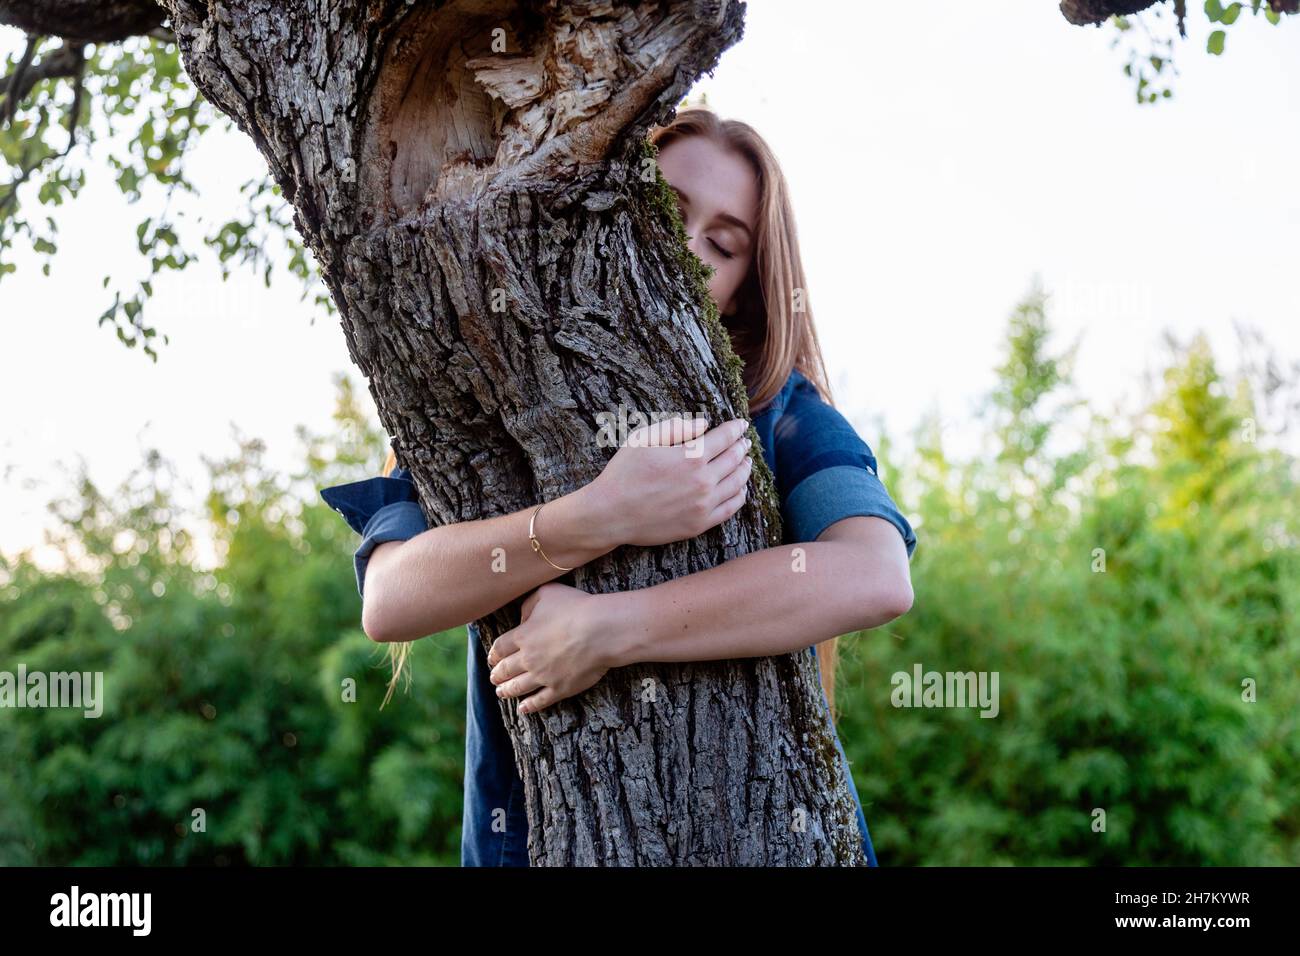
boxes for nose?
[683,222,705,258]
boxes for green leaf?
[1205,0,1225,21]
[1207,29,1227,54]
[1222,3,1242,24]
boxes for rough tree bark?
[146,0,864,865]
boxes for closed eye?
[708,237,735,260]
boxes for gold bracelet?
[528,501,574,572]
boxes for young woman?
[320,107,918,867]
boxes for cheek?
[705,257,748,311]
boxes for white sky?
[2,0,1297,569]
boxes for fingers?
[486,634,519,668]
[489,650,522,684]
[628,415,709,448]
[518,688,558,715]
[705,484,748,529]
[496,669,543,699]
[621,416,748,465]
[706,432,752,480]
[694,418,749,462]
[710,452,753,506]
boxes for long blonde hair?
[376,450,411,710]
[378,106,847,718]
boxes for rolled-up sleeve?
[774,378,918,559]
[319,467,430,596]
[352,501,428,597]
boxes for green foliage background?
[839,284,1299,866]
[1,281,1295,866]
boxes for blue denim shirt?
[320,367,917,866]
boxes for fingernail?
[496,687,504,696]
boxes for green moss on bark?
[633,136,783,548]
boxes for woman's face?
[655,135,759,317]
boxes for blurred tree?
[0,16,323,356]
[0,375,469,865]
[835,284,1298,866]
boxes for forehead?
[656,135,759,227]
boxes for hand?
[487,582,617,715]
[584,415,753,548]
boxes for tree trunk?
[159,0,865,865]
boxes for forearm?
[363,483,613,642]
[601,540,912,666]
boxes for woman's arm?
[361,485,611,642]
[361,416,753,643]
[606,514,913,665]
[488,515,914,713]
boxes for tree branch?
[0,0,166,43]
[1060,0,1162,27]
[1,41,85,119]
